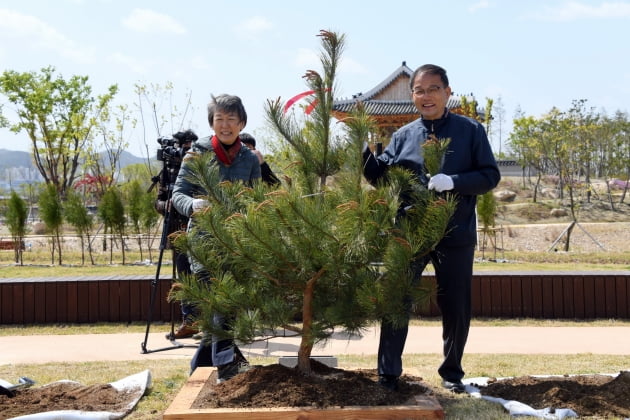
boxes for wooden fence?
[1,271,629,324]
[0,275,178,324]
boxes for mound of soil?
[478,370,630,418]
[3,366,628,419]
[0,381,138,419]
[191,361,428,409]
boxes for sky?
[1,0,629,159]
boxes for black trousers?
[377,243,475,382]
[188,270,241,372]
[190,312,239,372]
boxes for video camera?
[156,129,198,165]
[152,129,198,215]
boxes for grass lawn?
[1,320,629,419]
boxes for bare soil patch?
[3,366,629,419]
[476,370,630,418]
[0,381,138,419]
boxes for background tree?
[98,187,127,264]
[173,30,456,374]
[83,103,135,199]
[140,190,161,262]
[4,191,29,265]
[38,183,64,265]
[0,66,118,198]
[477,190,498,260]
[603,111,630,206]
[126,180,147,261]
[509,115,548,199]
[134,82,195,164]
[491,96,507,157]
[64,188,95,265]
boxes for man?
[172,94,261,380]
[363,64,500,393]
[153,130,199,340]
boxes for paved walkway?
[2,326,629,365]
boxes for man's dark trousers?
[377,244,475,382]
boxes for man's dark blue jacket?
[363,111,501,247]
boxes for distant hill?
[0,148,147,171]
[0,149,149,190]
[0,149,34,168]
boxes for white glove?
[192,198,209,211]
[428,173,454,192]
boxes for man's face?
[213,111,244,145]
[411,72,452,120]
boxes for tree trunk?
[56,232,62,265]
[86,233,95,265]
[621,168,629,204]
[120,233,126,265]
[564,221,576,252]
[79,235,86,265]
[137,233,144,261]
[297,271,324,374]
[605,180,616,212]
[533,174,542,203]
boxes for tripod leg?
[141,244,167,353]
[141,209,198,354]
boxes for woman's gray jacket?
[172,135,262,218]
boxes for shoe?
[378,375,399,391]
[442,379,466,393]
[217,353,250,383]
[170,322,199,339]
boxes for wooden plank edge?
[163,367,444,420]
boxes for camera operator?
[240,132,280,186]
[153,129,200,340]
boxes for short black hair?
[207,94,247,128]
[409,64,449,90]
[239,132,256,148]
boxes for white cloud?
[0,8,94,63]
[294,48,319,68]
[468,0,490,13]
[527,1,630,21]
[234,16,273,39]
[188,55,211,71]
[122,8,186,34]
[339,57,367,74]
[294,49,365,74]
[107,52,148,74]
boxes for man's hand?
[428,173,454,192]
[192,198,209,211]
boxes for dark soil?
[1,367,629,419]
[191,361,428,409]
[477,370,630,418]
[0,381,139,419]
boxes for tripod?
[141,182,198,354]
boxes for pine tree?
[5,191,29,265]
[173,30,456,374]
[64,188,95,265]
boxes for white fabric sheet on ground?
[463,376,580,419]
[8,370,151,420]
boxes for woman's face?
[213,111,244,145]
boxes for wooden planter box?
[163,367,444,419]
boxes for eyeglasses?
[412,85,443,96]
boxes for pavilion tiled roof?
[333,61,478,116]
[333,98,467,116]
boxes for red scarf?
[211,135,242,166]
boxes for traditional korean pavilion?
[332,62,483,139]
